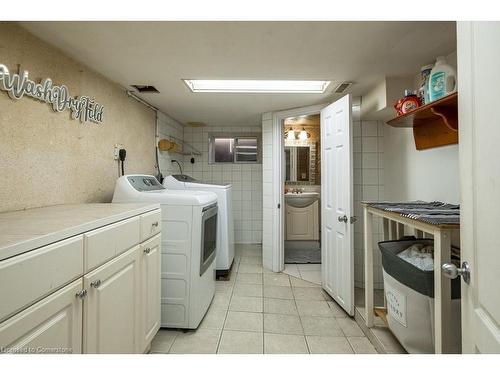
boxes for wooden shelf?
[387,92,458,150]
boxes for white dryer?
[163,174,235,276]
[112,175,218,329]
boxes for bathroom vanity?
[285,197,319,240]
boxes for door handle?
[337,215,348,223]
[442,261,470,284]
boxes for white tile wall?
[180,125,263,244]
[353,120,385,290]
[157,111,185,177]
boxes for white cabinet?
[286,200,319,240]
[139,234,161,352]
[0,279,83,354]
[0,236,83,322]
[0,205,161,354]
[83,245,141,354]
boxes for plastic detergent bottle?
[418,64,433,105]
[428,56,456,102]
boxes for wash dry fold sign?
[0,63,104,124]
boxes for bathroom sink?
[285,192,319,208]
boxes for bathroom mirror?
[285,145,311,183]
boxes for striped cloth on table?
[368,201,460,225]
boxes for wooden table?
[362,203,460,354]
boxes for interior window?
[213,138,235,162]
[209,134,261,164]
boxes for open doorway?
[282,114,322,285]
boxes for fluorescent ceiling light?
[183,80,331,93]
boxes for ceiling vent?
[131,85,160,93]
[333,82,353,94]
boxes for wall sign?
[0,63,104,124]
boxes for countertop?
[0,203,160,261]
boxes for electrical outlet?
[114,144,123,160]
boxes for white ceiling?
[20,21,456,126]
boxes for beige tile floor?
[150,244,379,354]
[283,263,322,285]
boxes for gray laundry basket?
[379,238,462,354]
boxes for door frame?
[271,104,326,272]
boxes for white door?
[321,94,354,315]
[83,245,140,354]
[0,279,83,354]
[457,21,500,353]
[139,234,161,352]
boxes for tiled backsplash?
[180,126,263,244]
[353,120,385,290]
[157,112,185,177]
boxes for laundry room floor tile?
[300,316,343,337]
[327,301,349,318]
[295,300,334,317]
[306,336,354,354]
[289,276,320,288]
[200,308,227,330]
[224,311,264,332]
[211,292,232,310]
[263,273,291,287]
[238,264,264,274]
[217,330,263,354]
[347,336,378,354]
[263,298,298,315]
[264,313,303,335]
[337,317,365,337]
[263,285,294,300]
[233,283,263,297]
[235,273,263,285]
[264,333,309,354]
[229,295,263,313]
[292,286,327,301]
[150,329,179,353]
[169,329,222,354]
[151,245,379,355]
[240,256,263,265]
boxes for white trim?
[271,104,327,272]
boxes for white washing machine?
[112,175,218,329]
[163,174,235,276]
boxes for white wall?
[180,125,263,244]
[262,112,274,269]
[383,126,459,203]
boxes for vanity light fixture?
[299,128,309,141]
[286,127,296,140]
[183,79,331,93]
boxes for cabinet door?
[286,205,314,241]
[83,246,140,354]
[0,279,83,354]
[139,234,161,352]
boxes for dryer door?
[200,204,218,276]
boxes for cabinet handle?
[143,247,151,254]
[90,280,101,288]
[75,289,87,299]
[151,222,159,228]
